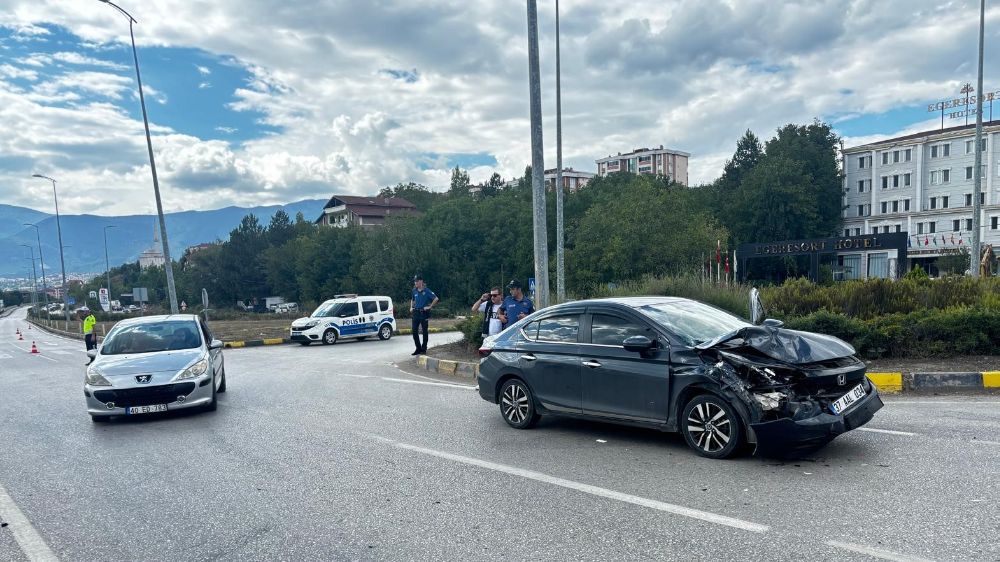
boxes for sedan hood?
[94,349,204,377]
[697,326,855,364]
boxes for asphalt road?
[0,307,997,562]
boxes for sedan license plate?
[126,404,167,415]
[829,384,866,415]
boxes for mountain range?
[0,199,326,278]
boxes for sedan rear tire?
[499,378,540,429]
[681,394,744,459]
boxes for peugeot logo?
[837,374,846,386]
[135,375,152,384]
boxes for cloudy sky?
[0,0,998,215]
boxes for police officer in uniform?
[409,275,439,355]
[501,279,534,329]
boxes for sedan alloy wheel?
[499,379,539,429]
[681,395,744,459]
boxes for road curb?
[416,353,478,380]
[223,338,290,348]
[867,371,999,393]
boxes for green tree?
[719,129,763,191]
[728,156,819,244]
[764,121,843,237]
[448,166,471,197]
[482,172,504,197]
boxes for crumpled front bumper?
[750,382,884,457]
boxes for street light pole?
[526,0,550,309]
[970,0,986,277]
[98,0,179,313]
[103,225,118,310]
[24,223,49,310]
[31,174,69,323]
[555,0,565,303]
[20,245,38,312]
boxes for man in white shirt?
[471,287,507,337]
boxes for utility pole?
[32,174,69,324]
[104,225,118,309]
[971,0,985,277]
[527,0,549,308]
[555,0,565,303]
[24,223,49,311]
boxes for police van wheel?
[378,324,393,341]
[322,330,338,345]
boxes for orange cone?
[16,328,20,336]
[18,332,23,340]
[30,341,39,354]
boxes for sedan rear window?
[101,321,202,355]
[536,315,579,343]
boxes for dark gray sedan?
[85,315,226,422]
[476,297,883,458]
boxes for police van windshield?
[312,302,344,318]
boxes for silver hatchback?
[85,314,226,422]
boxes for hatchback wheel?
[378,324,393,341]
[322,329,338,345]
[204,373,218,412]
[217,366,227,393]
[499,379,540,429]
[681,394,744,459]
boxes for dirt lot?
[32,316,458,342]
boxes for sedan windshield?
[101,321,203,355]
[637,301,751,347]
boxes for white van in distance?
[290,295,396,345]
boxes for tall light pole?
[23,222,49,310]
[31,174,69,323]
[103,225,118,309]
[971,0,985,277]
[98,0,179,313]
[527,0,550,308]
[555,0,565,303]
[20,245,38,312]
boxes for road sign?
[528,277,536,292]
[67,296,75,305]
[132,288,149,303]
[98,288,110,312]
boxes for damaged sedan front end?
[700,325,883,457]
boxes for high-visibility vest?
[83,314,96,335]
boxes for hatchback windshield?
[101,321,203,355]
[311,302,345,317]
[637,301,751,347]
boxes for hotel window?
[892,200,899,213]
[930,197,937,209]
[966,193,973,206]
[844,229,851,237]
[904,173,911,186]
[871,227,878,234]
[931,143,950,158]
[857,205,864,217]
[858,180,866,192]
[966,165,987,179]
[953,220,961,232]
[965,219,973,231]
[893,175,900,188]
[942,196,949,208]
[883,226,891,234]
[980,192,986,205]
[905,148,912,162]
[854,228,861,236]
[918,222,924,234]
[882,152,889,165]
[929,222,936,233]
[858,156,867,169]
[881,202,888,214]
[904,199,911,211]
[992,216,998,230]
[881,176,889,189]
[868,253,889,279]
[966,138,987,153]
[895,224,901,233]
[893,150,900,163]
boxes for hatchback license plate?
[830,384,866,415]
[126,404,167,415]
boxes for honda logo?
[837,374,846,386]
[135,375,152,384]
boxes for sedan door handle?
[522,354,537,361]
[583,360,602,368]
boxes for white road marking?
[341,374,372,379]
[973,440,1000,446]
[381,437,769,533]
[0,352,11,359]
[46,350,71,356]
[825,540,934,562]
[0,480,60,562]
[379,377,475,390]
[857,427,918,437]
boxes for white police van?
[289,294,396,346]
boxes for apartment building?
[595,145,690,185]
[842,119,1000,271]
[543,168,595,192]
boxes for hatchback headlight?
[85,366,112,387]
[174,358,209,381]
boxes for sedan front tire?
[681,394,745,459]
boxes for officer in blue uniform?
[501,279,534,329]
[410,275,439,355]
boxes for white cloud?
[1,0,998,214]
[51,51,128,70]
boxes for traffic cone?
[15,328,20,336]
[30,341,38,354]
[18,331,23,340]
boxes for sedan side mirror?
[209,339,225,350]
[762,318,784,328]
[749,287,765,325]
[623,335,656,354]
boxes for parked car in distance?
[476,293,883,459]
[275,302,298,314]
[290,295,395,345]
[84,314,226,422]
